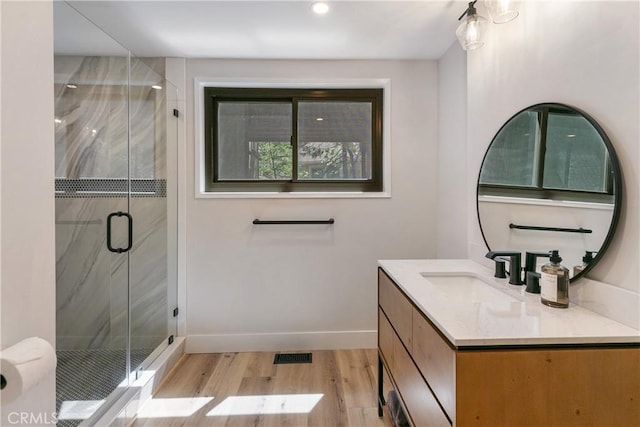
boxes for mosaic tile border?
[55,179,166,198]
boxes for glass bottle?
[573,251,595,276]
[540,250,570,308]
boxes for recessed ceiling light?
[316,117,324,121]
[152,85,163,90]
[312,2,329,15]
[54,118,63,124]
[66,84,77,89]
[567,134,576,138]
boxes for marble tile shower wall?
[55,56,168,351]
[54,56,165,180]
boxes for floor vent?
[273,352,312,364]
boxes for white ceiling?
[56,0,464,60]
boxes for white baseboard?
[186,330,377,353]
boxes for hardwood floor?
[132,349,393,427]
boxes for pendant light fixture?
[483,0,520,24]
[456,1,488,51]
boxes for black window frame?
[204,87,383,192]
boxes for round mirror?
[477,103,622,281]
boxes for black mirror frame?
[476,102,623,282]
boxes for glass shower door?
[55,4,178,425]
[128,58,178,376]
[54,2,132,424]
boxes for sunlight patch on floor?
[57,400,105,420]
[207,393,324,416]
[137,397,215,418]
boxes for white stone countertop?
[378,259,640,347]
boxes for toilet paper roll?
[0,337,56,404]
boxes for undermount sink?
[420,273,519,304]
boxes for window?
[203,87,383,192]
[478,105,613,203]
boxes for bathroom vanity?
[377,259,640,426]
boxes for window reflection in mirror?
[479,105,613,204]
[543,111,611,194]
[479,110,539,187]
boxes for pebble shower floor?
[56,349,151,427]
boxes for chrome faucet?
[485,251,523,285]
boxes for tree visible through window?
[253,141,292,179]
[204,87,383,192]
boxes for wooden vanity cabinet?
[378,268,640,427]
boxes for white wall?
[464,1,639,327]
[437,42,468,258]
[1,1,56,425]
[185,59,438,352]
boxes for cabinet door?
[378,269,413,351]
[413,308,456,421]
[392,323,451,427]
[456,347,640,426]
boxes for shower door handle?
[106,211,133,253]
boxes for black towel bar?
[253,218,335,225]
[509,223,592,234]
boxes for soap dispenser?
[540,250,570,308]
[573,251,595,276]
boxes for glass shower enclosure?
[53,3,178,425]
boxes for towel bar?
[253,218,335,225]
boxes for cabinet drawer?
[413,308,456,421]
[379,269,413,351]
[392,323,451,427]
